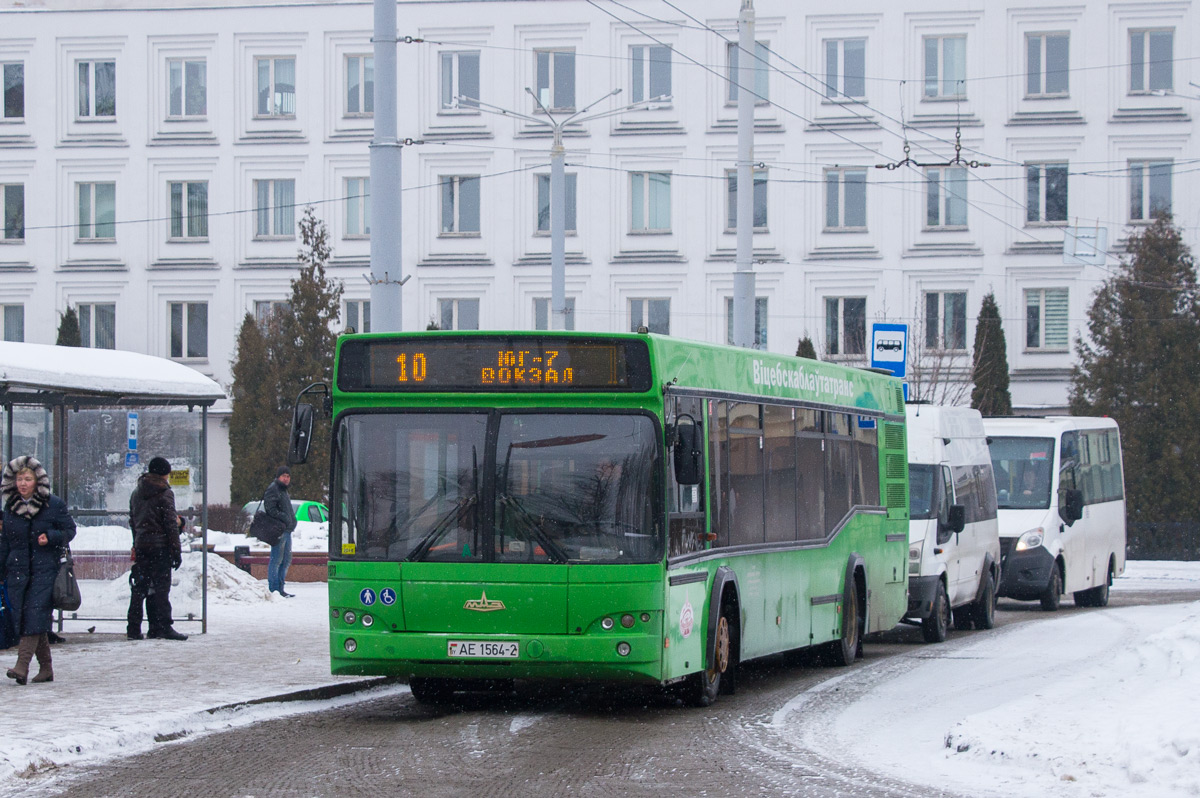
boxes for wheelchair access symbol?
[380,588,397,606]
[359,588,377,606]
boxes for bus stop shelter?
[0,341,226,633]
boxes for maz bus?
[289,331,910,706]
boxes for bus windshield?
[908,464,937,520]
[990,436,1055,509]
[333,411,662,564]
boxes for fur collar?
[1,455,52,518]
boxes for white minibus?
[983,417,1126,610]
[905,405,1001,642]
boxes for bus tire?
[1040,563,1063,611]
[971,571,997,630]
[829,573,864,664]
[1075,558,1113,608]
[409,677,457,704]
[921,580,950,643]
[684,601,734,707]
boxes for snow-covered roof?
[0,341,226,405]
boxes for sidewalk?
[0,555,405,791]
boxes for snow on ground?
[72,521,329,554]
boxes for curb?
[205,676,402,715]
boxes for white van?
[905,405,1002,643]
[983,416,1126,610]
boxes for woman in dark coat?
[0,455,76,685]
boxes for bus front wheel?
[684,604,734,707]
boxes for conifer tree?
[56,307,82,347]
[1070,214,1200,523]
[970,292,1013,415]
[228,313,280,506]
[795,335,817,360]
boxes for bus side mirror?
[288,403,315,465]
[1063,488,1084,525]
[672,416,703,486]
[947,504,966,535]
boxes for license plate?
[447,640,519,659]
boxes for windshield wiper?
[405,495,477,561]
[498,492,569,564]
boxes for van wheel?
[971,572,997,630]
[683,602,733,707]
[922,581,950,643]
[1040,564,1063,611]
[1075,560,1113,608]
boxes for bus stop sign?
[870,323,908,379]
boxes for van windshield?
[990,436,1054,509]
[908,464,937,519]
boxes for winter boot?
[31,634,53,683]
[155,627,188,641]
[6,635,38,685]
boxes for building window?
[255,56,295,117]
[824,168,867,231]
[1129,160,1172,221]
[169,301,208,359]
[78,303,116,349]
[1025,288,1068,350]
[925,167,967,229]
[77,182,116,240]
[440,175,480,235]
[725,169,768,231]
[1130,30,1173,93]
[534,297,576,331]
[169,181,208,240]
[630,172,670,233]
[631,45,671,103]
[438,298,479,331]
[726,41,769,104]
[440,51,480,110]
[1026,34,1068,97]
[629,298,670,335]
[345,299,370,333]
[345,177,370,238]
[345,55,373,116]
[535,49,575,112]
[254,179,295,238]
[923,36,965,99]
[77,60,116,118]
[825,297,866,357]
[2,305,23,342]
[536,173,577,233]
[1025,164,1068,224]
[824,39,865,100]
[2,184,23,241]
[725,297,768,348]
[254,300,290,329]
[924,291,967,351]
[168,59,207,118]
[3,63,23,119]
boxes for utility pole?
[369,0,403,332]
[732,0,756,349]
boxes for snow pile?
[73,521,328,553]
[71,524,133,550]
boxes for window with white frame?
[630,172,670,233]
[1025,288,1068,350]
[536,173,577,233]
[254,179,295,238]
[345,299,370,333]
[78,303,116,349]
[725,297,768,348]
[77,182,116,240]
[925,167,967,229]
[254,300,290,329]
[255,56,295,117]
[924,291,966,351]
[438,298,479,331]
[1026,33,1068,97]
[169,301,207,359]
[2,183,23,241]
[1129,160,1172,221]
[534,297,576,331]
[629,298,670,335]
[440,51,480,110]
[825,168,867,231]
[440,175,480,235]
[169,181,208,240]
[168,59,207,118]
[631,45,671,103]
[345,177,370,237]
[345,55,373,116]
[2,305,23,342]
[77,60,116,118]
[534,49,575,112]
[725,169,768,231]
[1129,29,1173,93]
[825,296,866,356]
[824,39,865,100]
[923,36,965,99]
[3,62,23,119]
[726,40,769,104]
[1025,163,1068,224]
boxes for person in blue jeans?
[263,466,298,598]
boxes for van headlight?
[909,543,922,561]
[1015,527,1044,552]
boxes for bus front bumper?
[999,544,1056,600]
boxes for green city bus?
[290,330,909,706]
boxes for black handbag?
[52,546,83,612]
[249,495,287,546]
[0,584,16,649]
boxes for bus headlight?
[620,614,635,628]
[616,642,631,657]
[1016,528,1044,552]
[362,614,374,627]
[344,610,357,625]
[344,638,357,653]
[601,617,614,630]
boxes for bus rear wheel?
[683,604,733,707]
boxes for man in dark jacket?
[127,457,187,641]
[265,466,298,598]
